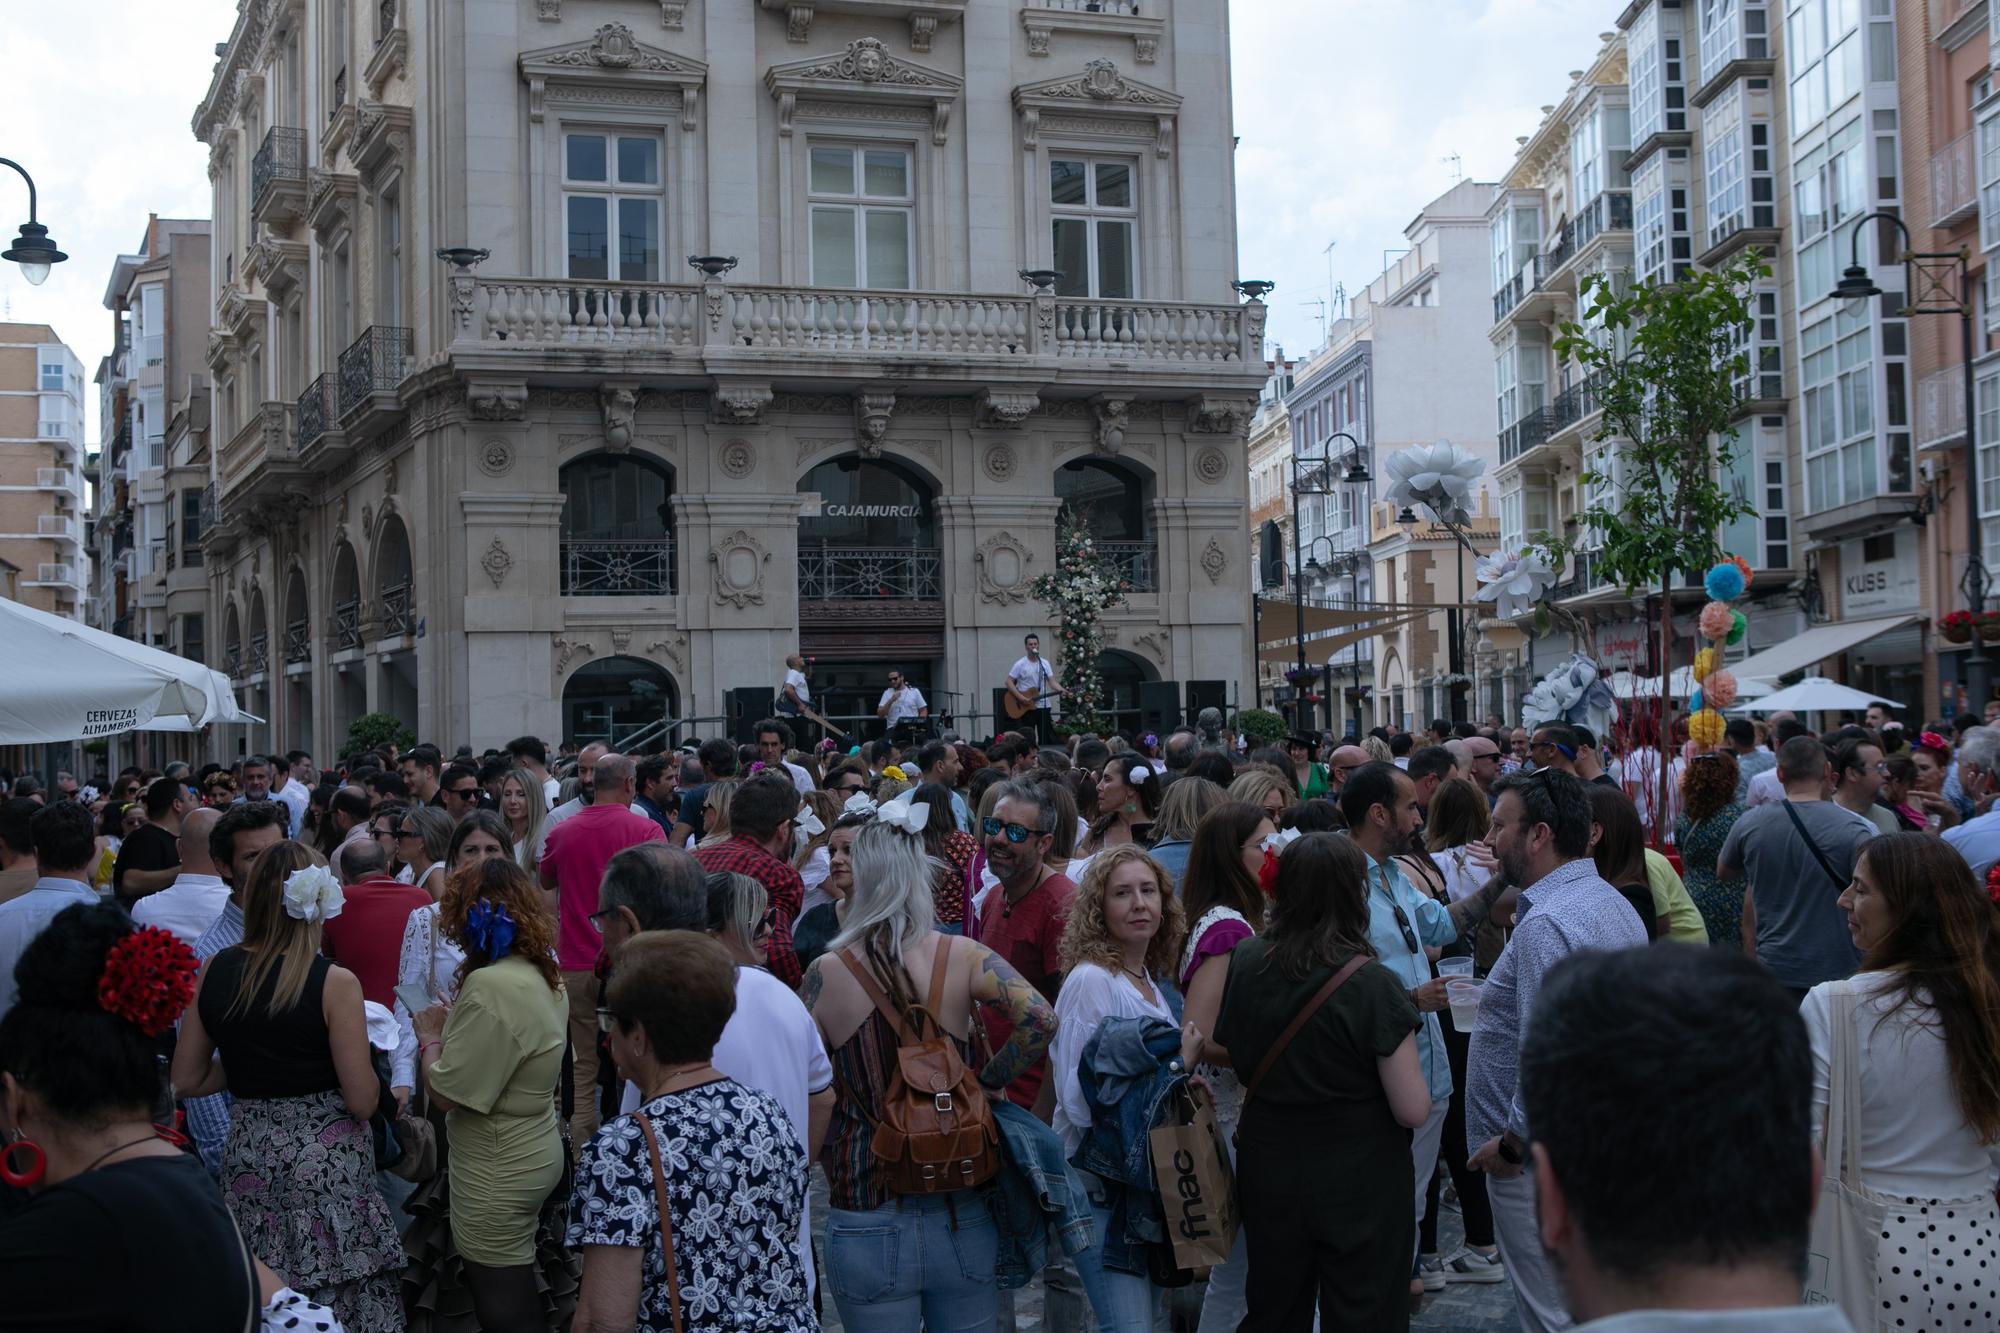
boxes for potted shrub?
[1979,610,2000,644]
[1941,610,1974,644]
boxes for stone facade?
[0,324,86,621]
[193,0,1263,755]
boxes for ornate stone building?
[194,0,1264,754]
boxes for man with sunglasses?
[1342,762,1514,1299]
[968,779,1077,1109]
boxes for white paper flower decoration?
[1474,548,1558,620]
[281,864,345,925]
[1520,652,1617,738]
[1382,441,1486,513]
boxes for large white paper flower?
[281,864,345,925]
[1382,441,1486,513]
[1474,547,1558,620]
[1520,652,1617,737]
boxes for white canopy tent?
[1727,677,1900,714]
[0,597,256,743]
[1608,667,1777,701]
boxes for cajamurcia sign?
[819,503,924,519]
[81,708,142,737]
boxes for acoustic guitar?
[1003,682,1065,721]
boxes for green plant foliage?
[1233,708,1288,745]
[343,711,415,760]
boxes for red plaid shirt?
[693,834,804,986]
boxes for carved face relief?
[854,38,887,82]
[600,386,638,452]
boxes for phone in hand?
[394,982,436,1016]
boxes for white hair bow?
[281,864,345,925]
[841,791,879,818]
[876,790,932,836]
[795,806,826,838]
[1260,827,1303,855]
[1127,763,1153,787]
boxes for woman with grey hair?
[705,871,770,966]
[398,805,456,899]
[799,805,1059,1331]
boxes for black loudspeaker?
[1185,679,1226,720]
[1138,680,1181,734]
[727,687,776,744]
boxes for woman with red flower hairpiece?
[1908,731,1962,831]
[0,901,342,1329]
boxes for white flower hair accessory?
[795,806,826,838]
[875,790,932,836]
[841,791,879,818]
[281,864,345,925]
[1260,827,1303,855]
[1126,763,1152,788]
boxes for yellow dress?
[427,955,568,1267]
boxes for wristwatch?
[1496,1132,1524,1166]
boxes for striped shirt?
[185,898,245,1177]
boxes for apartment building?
[1485,9,1805,698]
[0,324,87,619]
[194,0,1266,754]
[86,217,214,666]
[1246,350,1294,710]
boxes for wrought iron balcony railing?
[1099,541,1158,593]
[798,546,943,601]
[378,0,398,42]
[251,127,306,210]
[338,326,411,417]
[224,645,242,677]
[560,539,678,596]
[246,630,269,676]
[333,598,362,651]
[298,374,333,450]
[380,582,414,638]
[285,618,311,664]
[1499,407,1556,464]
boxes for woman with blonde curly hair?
[1049,844,1189,1331]
[412,855,569,1333]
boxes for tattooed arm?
[968,942,1058,1092]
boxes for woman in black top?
[1216,832,1431,1332]
[0,901,264,1330]
[173,839,406,1331]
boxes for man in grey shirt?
[1725,718,1775,800]
[1718,735,1871,998]
[1466,769,1648,1333]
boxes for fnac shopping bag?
[1149,1083,1238,1272]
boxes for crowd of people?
[0,704,1995,1332]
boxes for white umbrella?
[0,596,252,742]
[1608,667,1775,700]
[1727,676,1899,714]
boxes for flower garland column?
[1032,507,1128,734]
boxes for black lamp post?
[1828,212,1989,709]
[1291,431,1370,736]
[0,159,66,286]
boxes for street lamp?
[1290,431,1371,736]
[1827,212,1989,708]
[0,158,66,286]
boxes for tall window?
[378,187,403,325]
[1980,104,2000,253]
[1634,155,1668,283]
[1981,365,2000,574]
[1629,4,1664,146]
[330,239,354,349]
[38,354,62,391]
[1801,306,1876,512]
[808,145,913,290]
[1051,157,1137,299]
[140,285,164,367]
[563,131,662,282]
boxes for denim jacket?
[990,1100,1095,1288]
[1071,1010,1187,1274]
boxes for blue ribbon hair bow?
[466,898,518,960]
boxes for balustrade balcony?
[333,598,362,651]
[380,582,414,639]
[1932,128,1978,228]
[1099,541,1158,593]
[561,539,678,596]
[798,546,942,601]
[285,618,311,665]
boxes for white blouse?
[1050,961,1178,1157]
[1802,972,2000,1200]
[391,902,466,1090]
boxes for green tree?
[1032,506,1128,734]
[343,711,415,761]
[1537,250,1766,833]
[1233,708,1288,747]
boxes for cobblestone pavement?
[811,1172,1523,1332]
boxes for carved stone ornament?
[711,381,774,425]
[382,457,399,497]
[786,2,812,41]
[554,635,594,674]
[983,442,1018,483]
[855,392,896,456]
[467,381,529,421]
[709,529,771,610]
[1093,395,1131,455]
[660,0,687,28]
[1194,446,1229,484]
[477,438,515,477]
[1188,396,1252,435]
[520,25,710,128]
[794,36,948,88]
[974,532,1035,605]
[537,0,560,19]
[766,39,963,147]
[645,634,687,671]
[1132,630,1171,662]
[1025,24,1051,56]
[481,537,513,588]
[1013,63,1181,156]
[1199,537,1228,584]
[719,439,757,479]
[600,385,638,452]
[975,389,1039,429]
[610,626,633,653]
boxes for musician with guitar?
[776,652,846,746]
[1004,634,1064,744]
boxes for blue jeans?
[827,1193,998,1333]
[1073,1175,1160,1333]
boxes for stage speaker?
[992,688,1015,736]
[1185,679,1227,720]
[726,687,775,744]
[1138,680,1181,734]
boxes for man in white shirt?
[754,718,817,796]
[1006,633,1060,745]
[132,807,231,945]
[269,753,310,837]
[508,733,564,807]
[876,668,928,744]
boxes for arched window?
[1057,458,1154,591]
[247,590,268,675]
[797,455,940,601]
[560,455,677,595]
[223,603,242,676]
[330,542,361,651]
[1095,649,1155,733]
[284,568,310,665]
[563,655,681,747]
[375,516,414,637]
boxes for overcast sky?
[0,0,1613,440]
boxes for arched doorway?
[1094,649,1157,735]
[559,454,677,594]
[223,602,242,677]
[563,655,681,748]
[796,454,942,721]
[1057,458,1156,591]
[245,588,270,753]
[373,516,416,734]
[328,541,365,746]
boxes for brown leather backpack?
[836,936,1000,1195]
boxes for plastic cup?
[1447,979,1483,1032]
[1437,957,1474,979]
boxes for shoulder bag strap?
[1242,953,1368,1107]
[635,1113,686,1333]
[923,934,953,1026]
[1779,801,1849,894]
[1821,983,1864,1190]
[835,948,911,1044]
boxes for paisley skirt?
[223,1089,406,1333]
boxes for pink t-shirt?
[540,803,665,969]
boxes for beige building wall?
[0,324,87,619]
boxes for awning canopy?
[0,597,252,743]
[1725,614,1920,683]
[1256,612,1425,665]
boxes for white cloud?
[1232,0,1616,360]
